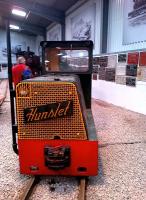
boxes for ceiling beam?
[0,0,65,24]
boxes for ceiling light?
[62,55,70,58]
[12,8,26,17]
[57,53,63,56]
[45,60,50,63]
[79,52,84,57]
[9,24,20,30]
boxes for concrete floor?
[0,94,145,200]
[88,99,146,200]
[0,68,8,79]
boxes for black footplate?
[44,146,70,170]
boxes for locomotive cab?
[13,41,98,176]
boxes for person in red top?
[12,56,32,87]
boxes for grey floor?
[0,68,8,79]
[0,95,145,200]
[88,99,146,200]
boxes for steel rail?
[78,178,87,200]
[19,176,87,200]
[20,176,40,200]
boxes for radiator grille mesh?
[16,82,87,140]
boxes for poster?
[92,65,99,73]
[98,56,108,68]
[107,55,117,68]
[71,4,95,42]
[93,57,99,65]
[123,0,146,44]
[126,64,137,76]
[127,52,139,64]
[98,68,106,80]
[139,51,146,66]
[137,66,146,81]
[126,77,136,87]
[118,54,127,63]
[116,65,126,76]
[47,24,61,41]
[105,68,115,82]
[115,75,126,85]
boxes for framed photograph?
[126,64,137,76]
[127,52,139,64]
[123,0,146,44]
[116,65,126,76]
[47,24,61,41]
[71,4,95,42]
[118,54,127,63]
[98,56,108,68]
[139,51,146,66]
[115,75,126,85]
[92,65,99,73]
[137,66,146,81]
[107,55,117,68]
[105,68,115,82]
[99,68,106,80]
[126,77,136,87]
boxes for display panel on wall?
[107,55,117,68]
[137,66,146,81]
[93,49,146,85]
[118,54,127,63]
[47,24,61,41]
[98,56,108,68]
[123,0,146,45]
[105,68,115,82]
[116,65,126,76]
[126,64,137,76]
[71,4,95,42]
[126,77,136,87]
[139,51,146,66]
[127,52,139,64]
[115,76,126,85]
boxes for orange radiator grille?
[16,81,87,140]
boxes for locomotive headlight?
[19,90,28,96]
[17,83,31,98]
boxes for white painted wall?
[92,80,146,115]
[65,0,103,55]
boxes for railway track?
[20,176,87,200]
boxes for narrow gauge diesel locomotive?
[10,41,98,176]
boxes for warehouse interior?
[0,0,146,200]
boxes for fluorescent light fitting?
[62,55,70,58]
[9,24,20,30]
[45,60,50,63]
[12,8,26,17]
[79,52,84,57]
[57,53,63,56]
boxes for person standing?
[12,56,32,87]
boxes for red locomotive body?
[11,41,98,176]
